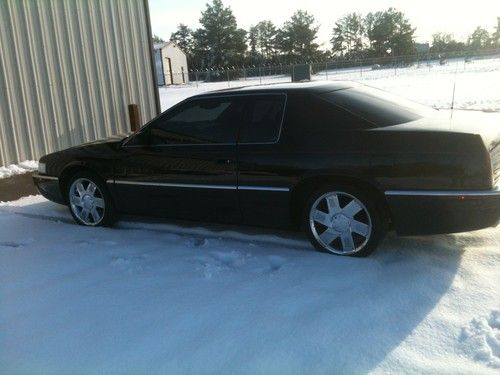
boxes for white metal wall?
[0,0,159,166]
[163,43,189,85]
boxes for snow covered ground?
[0,160,38,179]
[1,56,499,373]
[1,196,499,373]
[159,56,500,113]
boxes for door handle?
[216,159,233,165]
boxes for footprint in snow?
[267,255,286,273]
[188,250,250,279]
[184,237,207,248]
[77,239,118,246]
[0,241,24,248]
[189,251,287,279]
[110,255,148,273]
[209,250,248,268]
[460,310,500,368]
[0,238,34,249]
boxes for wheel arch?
[290,174,391,228]
[59,163,104,203]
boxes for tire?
[66,171,116,227]
[303,184,385,257]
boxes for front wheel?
[304,185,385,257]
[67,171,116,227]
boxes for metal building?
[0,0,160,166]
[154,41,189,85]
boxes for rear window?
[319,86,435,127]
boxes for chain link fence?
[162,48,500,88]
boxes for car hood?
[70,134,130,149]
[377,110,499,149]
[62,134,131,156]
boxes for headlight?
[38,162,46,174]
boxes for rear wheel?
[67,171,116,227]
[304,185,385,257]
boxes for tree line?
[155,0,500,70]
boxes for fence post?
[227,69,230,87]
[195,70,199,88]
[259,66,262,85]
[128,104,141,132]
[325,62,328,80]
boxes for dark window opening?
[238,94,286,143]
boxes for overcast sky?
[149,0,500,47]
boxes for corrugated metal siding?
[0,0,158,166]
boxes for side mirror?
[125,128,151,147]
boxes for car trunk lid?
[376,110,500,186]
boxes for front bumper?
[33,174,65,205]
[385,189,500,235]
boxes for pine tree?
[192,0,247,68]
[170,24,194,55]
[365,8,415,57]
[277,10,320,62]
[331,13,365,57]
[430,33,464,53]
[152,34,165,44]
[248,21,279,63]
[495,17,500,48]
[468,26,491,50]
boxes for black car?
[33,82,500,257]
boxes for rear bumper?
[385,189,500,235]
[33,174,65,205]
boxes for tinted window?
[285,94,372,133]
[238,95,286,143]
[320,86,435,127]
[148,97,244,145]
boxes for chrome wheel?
[309,191,372,255]
[69,178,105,226]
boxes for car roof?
[192,81,360,98]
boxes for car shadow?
[116,216,466,372]
[2,199,467,372]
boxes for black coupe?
[34,82,500,257]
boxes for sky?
[149,0,500,47]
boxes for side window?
[238,94,286,143]
[148,97,244,145]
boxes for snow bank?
[0,160,38,179]
[0,196,499,373]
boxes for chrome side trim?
[108,179,289,192]
[385,189,500,197]
[239,185,290,192]
[33,174,59,181]
[111,180,237,190]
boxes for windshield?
[319,86,436,127]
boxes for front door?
[112,96,246,223]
